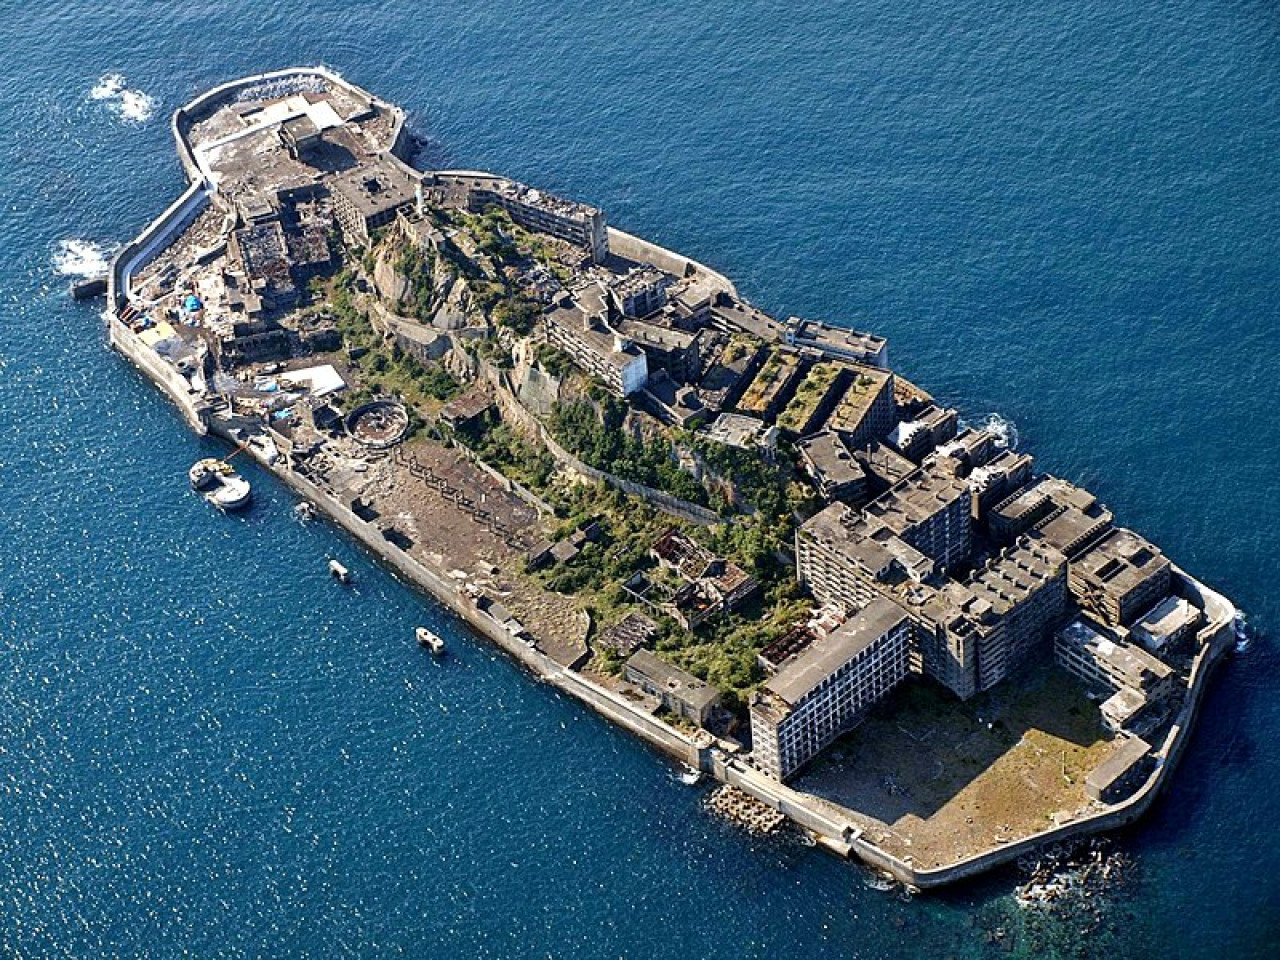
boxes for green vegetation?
[548,397,708,506]
[777,362,841,433]
[394,243,443,323]
[326,270,461,412]
[738,349,798,414]
[491,293,542,334]
[534,343,574,380]
[459,414,557,494]
[720,333,760,367]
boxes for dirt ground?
[794,660,1125,868]
[336,436,589,666]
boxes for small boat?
[329,559,351,583]
[416,626,445,655]
[294,501,317,521]
[189,457,251,511]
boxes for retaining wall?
[107,319,208,436]
[491,382,722,526]
[607,226,738,298]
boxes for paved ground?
[795,661,1124,868]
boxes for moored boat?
[416,626,445,655]
[329,559,351,583]
[189,457,251,510]
[676,765,702,786]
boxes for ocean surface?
[1,1,1277,956]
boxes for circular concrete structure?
[345,400,410,448]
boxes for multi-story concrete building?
[862,465,973,572]
[826,365,897,449]
[966,537,1068,690]
[1055,618,1177,733]
[851,438,917,496]
[330,161,418,245]
[989,475,1113,559]
[928,428,998,476]
[1130,595,1203,656]
[888,404,959,463]
[1069,527,1171,627]
[912,537,1068,698]
[796,431,868,504]
[966,449,1035,522]
[614,318,700,383]
[749,597,912,780]
[545,288,648,396]
[624,649,720,727]
[609,265,671,318]
[781,316,889,368]
[467,178,609,263]
[795,503,935,614]
[913,581,988,700]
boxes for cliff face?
[370,226,486,331]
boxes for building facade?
[1068,527,1171,627]
[468,180,609,263]
[750,597,912,780]
[545,292,648,396]
[862,465,973,572]
[624,649,720,726]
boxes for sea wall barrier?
[863,575,1235,888]
[607,226,739,299]
[264,459,705,771]
[107,182,209,312]
[108,319,209,436]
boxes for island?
[104,68,1237,889]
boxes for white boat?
[416,626,445,655]
[189,458,251,511]
[676,765,702,786]
[329,559,351,583]
[294,501,317,521]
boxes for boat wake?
[88,73,156,124]
[53,238,117,279]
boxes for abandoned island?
[103,68,1237,889]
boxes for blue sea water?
[1,1,1278,956]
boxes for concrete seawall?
[857,572,1235,888]
[268,462,704,769]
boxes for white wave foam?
[963,412,1020,450]
[53,238,116,279]
[116,89,156,124]
[89,73,125,100]
[87,73,156,124]
[1233,611,1254,655]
